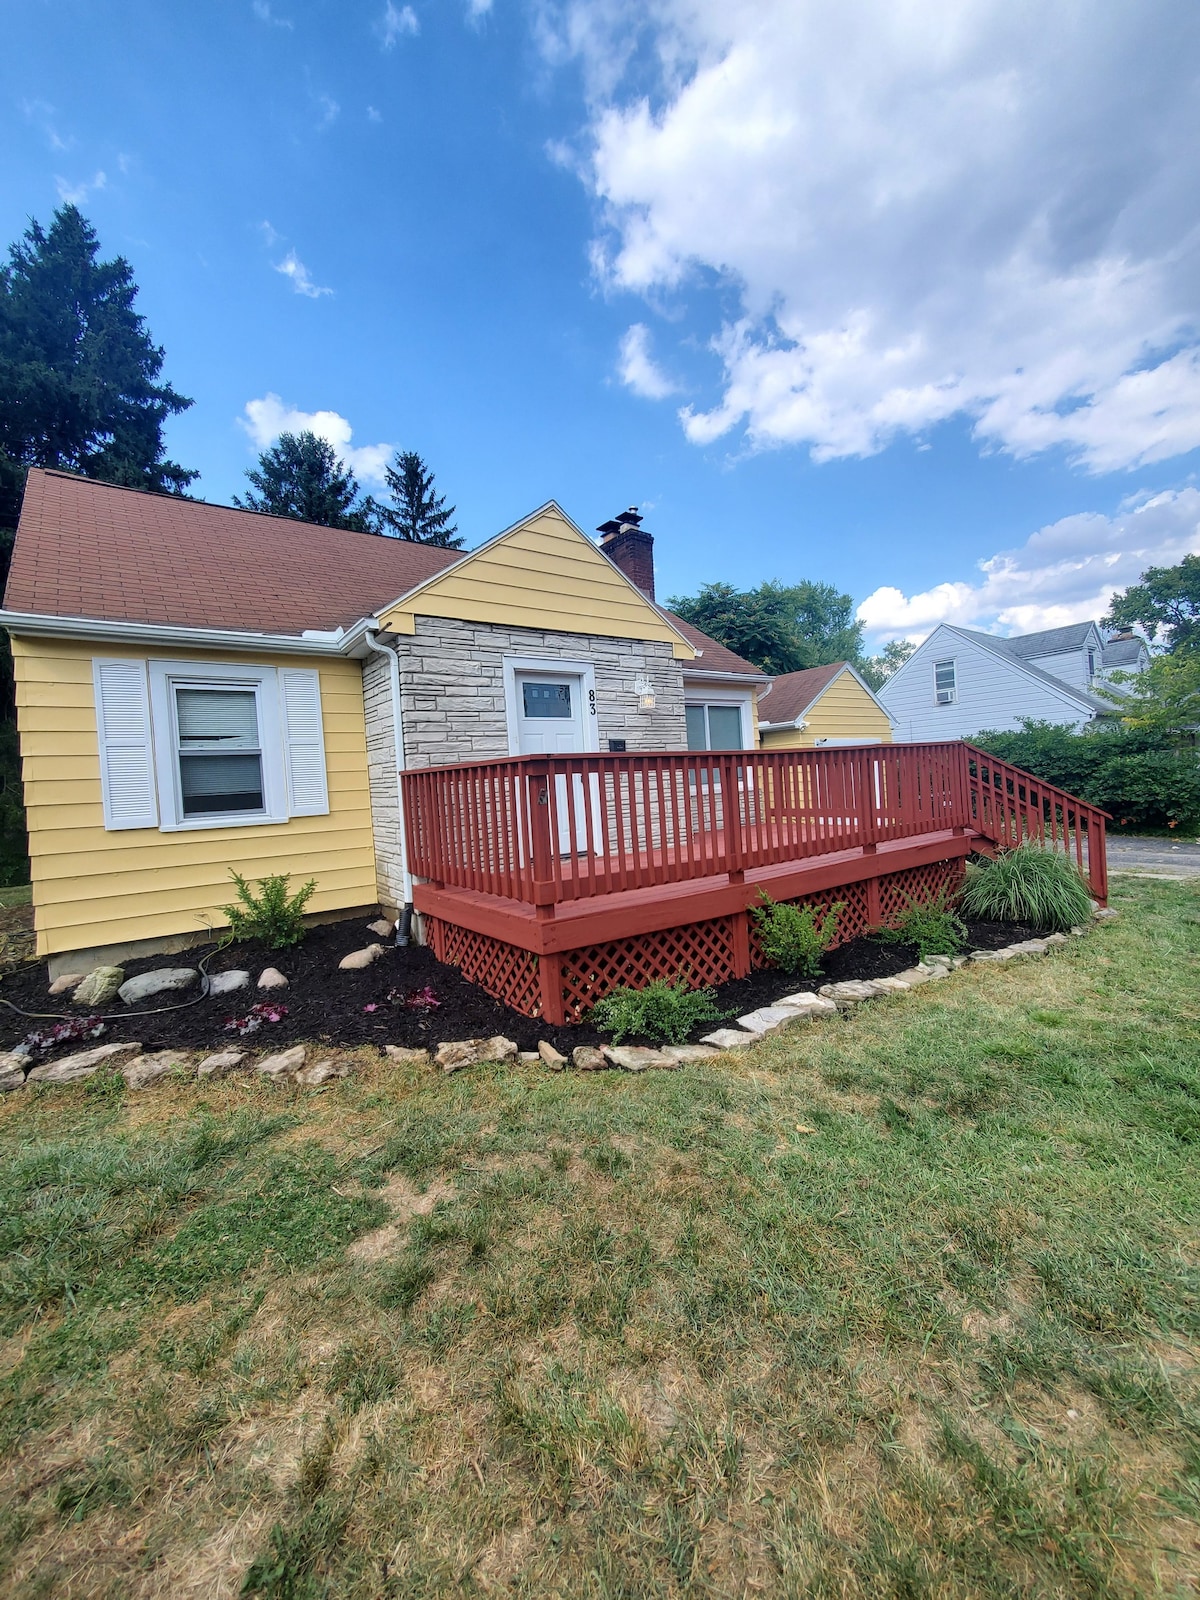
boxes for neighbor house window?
[686,703,745,750]
[934,660,957,704]
[1087,648,1096,679]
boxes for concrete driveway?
[1107,835,1200,878]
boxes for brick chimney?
[597,507,654,598]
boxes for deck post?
[527,762,558,920]
[538,950,566,1026]
[722,754,745,884]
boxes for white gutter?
[364,630,413,904]
[0,608,374,656]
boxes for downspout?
[364,630,414,944]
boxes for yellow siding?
[12,636,377,957]
[379,505,695,658]
[759,670,893,749]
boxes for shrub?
[875,885,967,960]
[959,843,1093,931]
[751,893,843,977]
[590,975,726,1045]
[973,719,1200,835]
[219,870,316,949]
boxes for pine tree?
[378,450,463,546]
[0,204,196,527]
[234,431,377,531]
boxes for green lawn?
[0,886,31,909]
[0,876,1197,1598]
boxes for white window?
[685,701,746,750]
[1087,648,1096,679]
[92,658,329,831]
[934,659,957,705]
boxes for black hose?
[0,946,225,1026]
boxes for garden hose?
[0,946,225,1025]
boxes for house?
[0,472,764,972]
[878,620,1147,743]
[757,662,893,749]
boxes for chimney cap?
[597,506,643,538]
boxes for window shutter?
[279,668,329,816]
[92,658,159,830]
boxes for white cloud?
[22,99,72,152]
[856,488,1200,641]
[549,0,1200,473]
[274,249,333,298]
[618,323,678,399]
[240,394,393,485]
[54,170,106,205]
[252,0,293,26]
[316,92,340,129]
[380,1,419,47]
[367,105,383,123]
[467,0,493,17]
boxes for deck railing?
[401,740,1107,911]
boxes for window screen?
[685,703,743,750]
[175,686,264,816]
[522,682,572,719]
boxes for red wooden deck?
[401,742,1107,1023]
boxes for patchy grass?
[0,876,1196,1597]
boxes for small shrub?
[751,893,843,977]
[220,871,316,949]
[959,843,1093,931]
[590,975,726,1045]
[875,885,967,960]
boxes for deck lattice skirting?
[405,742,1106,1024]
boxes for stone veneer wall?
[393,616,688,769]
[362,648,406,915]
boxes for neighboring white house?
[878,621,1149,742]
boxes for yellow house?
[757,662,894,749]
[2,473,764,973]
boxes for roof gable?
[758,662,846,724]
[927,625,1111,712]
[376,501,695,656]
[4,469,460,635]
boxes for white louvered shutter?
[279,668,329,816]
[92,658,159,830]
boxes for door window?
[522,681,573,719]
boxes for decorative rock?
[339,943,386,971]
[434,1036,518,1073]
[384,1044,432,1067]
[258,968,289,989]
[256,1045,306,1080]
[0,1056,27,1092]
[871,975,912,994]
[366,919,395,938]
[602,1045,671,1072]
[778,992,839,1016]
[207,970,250,997]
[124,1051,190,1090]
[915,962,951,980]
[519,1051,540,1064]
[48,973,85,996]
[73,966,125,1008]
[197,1048,247,1078]
[572,1045,608,1071]
[659,1043,720,1064]
[969,949,1008,963]
[1007,939,1048,957]
[295,1058,351,1088]
[118,968,198,1006]
[1069,925,1086,936]
[27,1041,141,1085]
[538,1040,569,1071]
[700,1028,760,1051]
[923,953,954,968]
[952,956,969,968]
[737,1004,806,1035]
[819,980,884,1007]
[1044,933,1069,947]
[1094,906,1118,920]
[894,966,935,985]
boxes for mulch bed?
[0,910,1044,1065]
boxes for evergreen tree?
[0,203,196,531]
[234,431,377,531]
[378,450,463,547]
[669,578,865,676]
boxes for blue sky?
[4,0,1199,642]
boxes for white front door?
[513,672,590,854]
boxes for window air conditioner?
[936,689,955,705]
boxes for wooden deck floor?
[413,826,981,955]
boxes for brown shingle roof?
[757,662,847,723]
[661,612,766,678]
[3,469,461,634]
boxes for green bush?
[973,719,1200,834]
[590,975,726,1045]
[875,885,967,960]
[751,892,843,977]
[959,844,1093,932]
[219,870,317,949]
